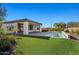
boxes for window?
[7,25,14,31]
[7,26,11,31]
[29,24,33,30]
[37,26,40,30]
[11,24,14,29]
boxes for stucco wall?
[22,22,42,35]
[23,22,29,35]
[2,23,17,34]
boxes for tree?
[53,22,66,31]
[0,4,6,34]
[0,5,17,55]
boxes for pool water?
[29,31,68,38]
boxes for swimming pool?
[29,31,68,38]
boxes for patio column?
[14,23,18,34]
[40,25,42,32]
[23,22,29,35]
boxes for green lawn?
[16,36,79,55]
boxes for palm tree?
[53,22,66,31]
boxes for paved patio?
[69,34,79,40]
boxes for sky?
[3,3,79,27]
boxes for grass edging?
[15,34,50,40]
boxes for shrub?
[0,39,11,52]
[71,30,75,33]
[0,35,17,54]
[75,30,79,35]
[54,27,63,31]
[65,29,69,33]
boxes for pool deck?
[69,34,79,40]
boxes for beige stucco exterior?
[23,22,29,35]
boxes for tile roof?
[4,18,42,25]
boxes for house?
[2,18,42,35]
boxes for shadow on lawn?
[16,34,50,40]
